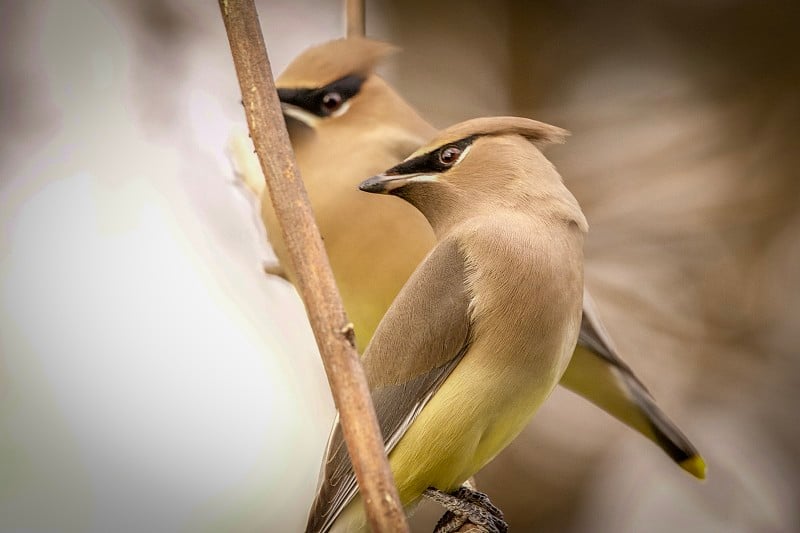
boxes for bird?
[261,37,437,351]
[308,116,588,533]
[242,36,705,484]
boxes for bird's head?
[359,116,588,235]
[275,37,399,131]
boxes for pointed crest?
[409,116,569,158]
[277,37,398,89]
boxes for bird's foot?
[451,485,504,519]
[425,486,508,533]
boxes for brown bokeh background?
[2,0,798,531]
[376,0,800,531]
[381,1,800,530]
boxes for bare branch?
[217,1,408,532]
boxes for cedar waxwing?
[308,117,588,533]
[261,37,437,351]
[239,37,705,480]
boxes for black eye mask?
[277,75,365,118]
[385,136,477,176]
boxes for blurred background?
[1,0,798,532]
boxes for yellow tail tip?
[680,454,707,480]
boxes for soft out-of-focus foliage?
[1,0,797,531]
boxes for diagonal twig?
[217,1,408,531]
[345,0,365,37]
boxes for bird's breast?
[388,324,577,503]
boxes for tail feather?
[559,290,706,479]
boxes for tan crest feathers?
[413,117,569,157]
[495,116,570,147]
[276,37,398,89]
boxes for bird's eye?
[438,146,462,166]
[321,92,343,113]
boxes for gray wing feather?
[577,288,647,389]
[306,237,472,533]
[565,288,700,465]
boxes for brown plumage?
[263,38,437,350]
[278,37,398,89]
[307,117,586,532]
[243,39,705,520]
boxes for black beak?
[359,173,431,194]
[358,174,391,194]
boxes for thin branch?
[217,2,408,532]
[345,0,365,37]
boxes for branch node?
[339,322,356,346]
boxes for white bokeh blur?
[0,1,338,531]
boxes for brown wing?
[560,289,704,475]
[306,237,473,533]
